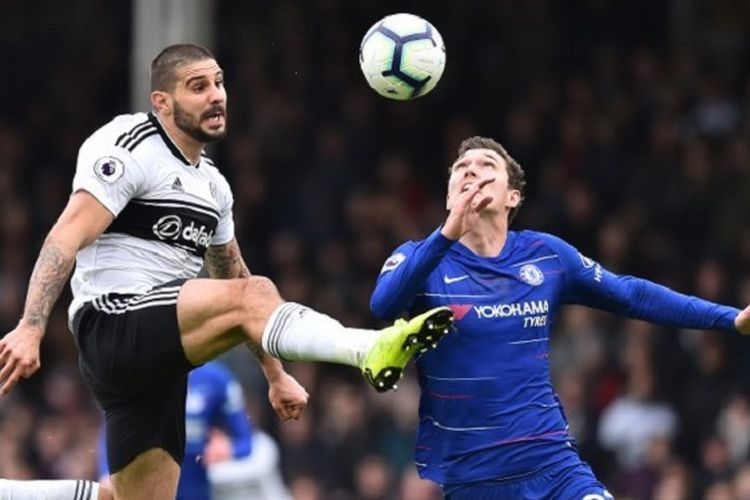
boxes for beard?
[173,101,228,143]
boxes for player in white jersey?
[0,44,453,500]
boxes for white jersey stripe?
[97,290,180,312]
[126,299,179,312]
[510,255,558,267]
[507,337,549,345]
[94,295,179,314]
[425,415,502,432]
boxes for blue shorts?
[443,455,614,500]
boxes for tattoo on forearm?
[205,240,251,279]
[24,242,75,328]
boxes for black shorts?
[71,280,196,474]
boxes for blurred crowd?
[2,1,750,499]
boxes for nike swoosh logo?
[443,275,469,284]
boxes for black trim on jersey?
[73,480,93,500]
[105,199,219,257]
[148,112,194,167]
[126,129,159,152]
[115,118,151,147]
[131,197,220,218]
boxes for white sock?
[261,302,379,367]
[0,479,101,500]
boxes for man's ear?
[507,189,521,208]
[150,91,171,116]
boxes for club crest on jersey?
[519,264,544,286]
[209,182,218,201]
[93,156,124,183]
[381,253,406,273]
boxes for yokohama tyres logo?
[473,300,549,319]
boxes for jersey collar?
[454,230,518,261]
[148,112,200,168]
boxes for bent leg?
[110,448,180,500]
[176,276,454,392]
[177,277,372,367]
[177,277,281,365]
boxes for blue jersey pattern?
[371,228,739,485]
[98,361,252,500]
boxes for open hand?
[441,177,495,240]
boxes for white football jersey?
[68,112,235,324]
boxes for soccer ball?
[359,13,446,100]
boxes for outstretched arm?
[204,240,309,420]
[551,234,741,331]
[0,191,113,395]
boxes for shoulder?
[81,113,151,154]
[509,230,586,270]
[514,230,572,251]
[515,230,594,273]
[200,154,233,195]
[506,229,560,254]
[390,239,420,257]
[78,113,152,176]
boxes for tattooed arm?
[204,238,251,279]
[0,191,113,395]
[205,239,307,420]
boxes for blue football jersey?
[371,228,738,485]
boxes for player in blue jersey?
[97,361,252,500]
[371,136,750,500]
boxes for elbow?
[370,290,398,320]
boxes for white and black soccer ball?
[359,13,446,100]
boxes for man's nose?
[208,86,225,104]
[463,164,478,177]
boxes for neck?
[155,112,204,165]
[459,215,509,257]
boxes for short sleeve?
[211,173,235,245]
[72,137,147,217]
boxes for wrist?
[17,319,45,337]
[261,357,287,382]
[439,224,460,242]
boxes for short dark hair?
[455,136,526,222]
[150,44,216,92]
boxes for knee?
[98,485,114,500]
[238,276,282,312]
